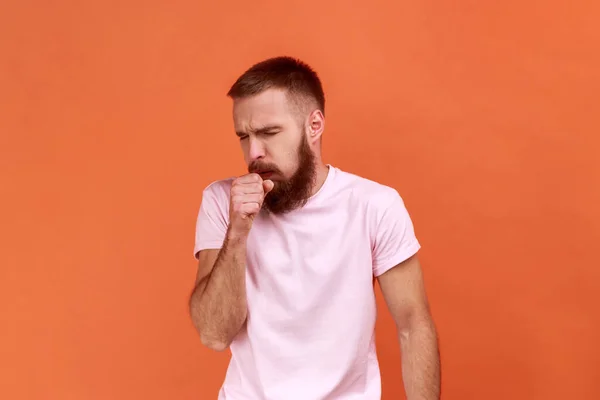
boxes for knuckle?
[243,203,260,214]
[250,173,261,182]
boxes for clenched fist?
[228,173,274,237]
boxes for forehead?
[232,88,297,131]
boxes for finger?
[263,180,274,194]
[231,183,263,195]
[237,173,262,184]
[232,193,264,205]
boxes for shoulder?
[198,177,235,214]
[332,167,404,210]
[202,177,235,199]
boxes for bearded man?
[189,56,441,400]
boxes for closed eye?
[236,125,282,140]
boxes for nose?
[248,136,266,162]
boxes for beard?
[248,134,316,215]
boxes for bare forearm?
[399,315,441,400]
[190,234,248,350]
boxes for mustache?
[248,161,282,175]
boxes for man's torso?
[195,166,420,400]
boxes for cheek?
[266,133,302,173]
[279,157,300,178]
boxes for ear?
[306,109,325,144]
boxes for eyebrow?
[235,124,282,137]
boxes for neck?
[310,161,330,197]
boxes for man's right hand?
[228,173,274,237]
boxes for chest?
[244,207,374,314]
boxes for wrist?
[225,227,249,244]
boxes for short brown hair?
[227,56,325,116]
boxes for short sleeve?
[193,181,231,259]
[372,189,421,277]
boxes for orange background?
[2,1,599,399]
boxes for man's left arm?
[370,188,440,400]
[378,254,440,400]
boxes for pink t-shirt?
[194,165,421,400]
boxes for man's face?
[232,88,316,214]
